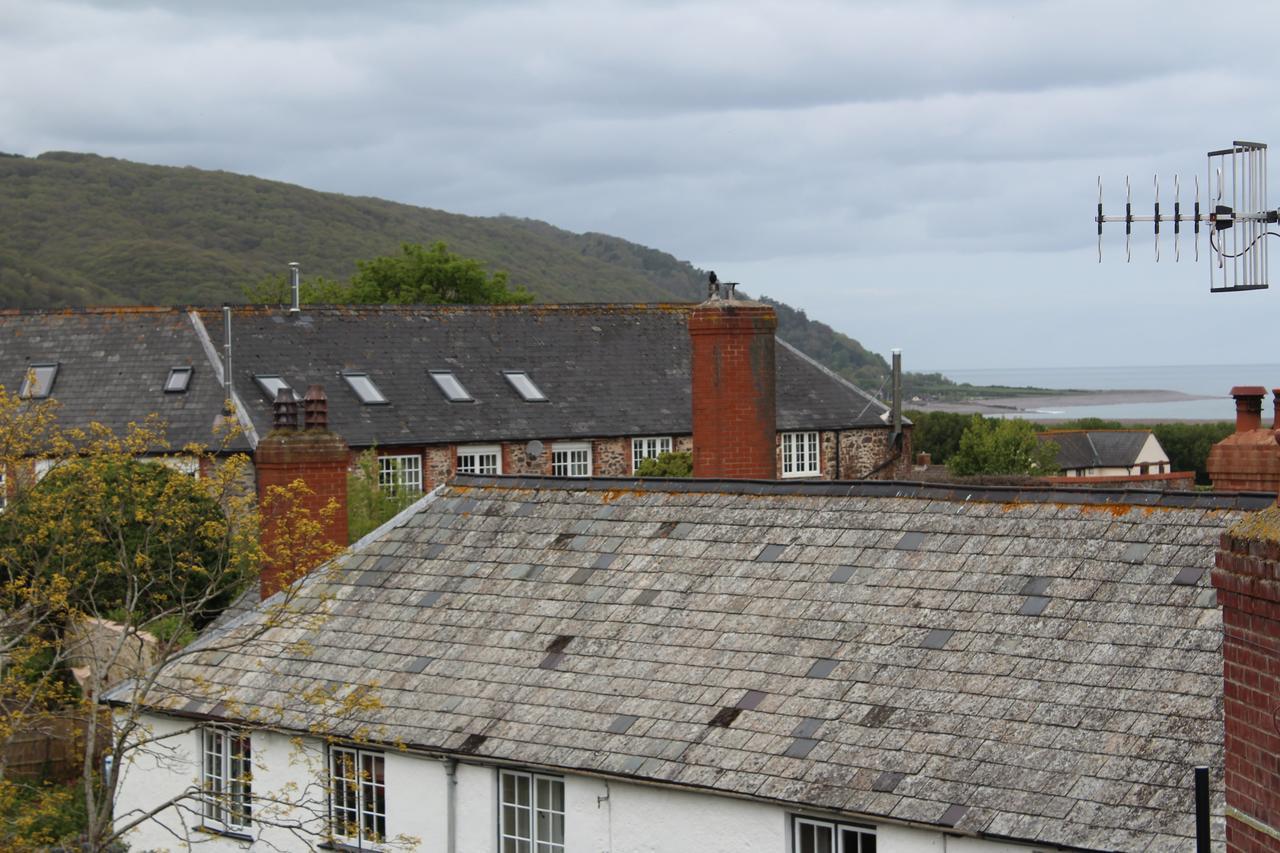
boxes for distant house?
[0,303,911,491]
[1038,429,1171,478]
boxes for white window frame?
[503,371,547,402]
[378,453,422,496]
[330,746,386,849]
[19,363,58,399]
[792,815,876,853]
[780,431,821,478]
[33,458,55,482]
[0,467,6,512]
[201,727,252,834]
[551,442,591,478]
[164,366,193,394]
[499,769,565,853]
[457,444,502,475]
[631,436,673,473]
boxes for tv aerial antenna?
[1096,140,1276,292]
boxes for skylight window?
[504,371,546,401]
[343,372,387,405]
[19,363,58,399]
[430,371,472,402]
[164,366,192,394]
[253,374,293,401]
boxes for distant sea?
[936,363,1280,421]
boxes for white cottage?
[110,474,1261,852]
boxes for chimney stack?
[256,383,348,599]
[688,293,777,479]
[1232,386,1266,434]
[288,261,301,314]
[1212,517,1280,850]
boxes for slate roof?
[136,476,1271,852]
[0,308,247,451]
[1041,431,1159,471]
[198,304,891,448]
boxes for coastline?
[909,389,1221,421]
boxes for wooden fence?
[4,711,108,783]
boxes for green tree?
[904,411,971,465]
[346,448,418,542]
[349,241,533,305]
[1151,421,1234,485]
[947,416,1060,476]
[635,450,693,478]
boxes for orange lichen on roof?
[601,488,646,504]
[1227,504,1280,543]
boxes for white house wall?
[117,713,1043,853]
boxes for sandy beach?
[910,389,1215,417]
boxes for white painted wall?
[115,713,1043,853]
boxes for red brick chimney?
[255,384,349,598]
[688,294,777,479]
[1206,386,1280,492]
[1213,513,1280,851]
[1233,386,1266,433]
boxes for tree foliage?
[947,416,1060,476]
[1151,422,1234,485]
[346,448,418,542]
[904,410,971,465]
[0,391,346,850]
[634,450,693,478]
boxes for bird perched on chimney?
[707,270,718,299]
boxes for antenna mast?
[1096,140,1276,292]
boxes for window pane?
[165,367,192,393]
[253,375,291,401]
[20,364,58,399]
[344,373,387,404]
[431,371,472,402]
[505,372,546,401]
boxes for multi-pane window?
[18,363,58,399]
[201,728,252,833]
[551,443,591,477]
[793,816,876,853]
[780,431,821,478]
[330,746,386,849]
[631,436,673,473]
[378,454,423,496]
[499,770,564,853]
[457,445,502,475]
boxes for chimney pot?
[1230,385,1266,433]
[303,384,328,430]
[272,388,298,431]
[917,452,931,466]
[1271,388,1280,430]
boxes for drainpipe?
[1194,766,1209,853]
[289,262,301,313]
[446,758,458,853]
[222,305,233,392]
[891,349,902,443]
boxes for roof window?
[19,363,58,399]
[164,366,192,394]
[430,370,472,402]
[253,374,293,401]
[504,371,546,401]
[343,372,387,405]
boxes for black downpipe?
[1194,766,1210,853]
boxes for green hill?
[0,150,900,390]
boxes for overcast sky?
[3,1,1280,372]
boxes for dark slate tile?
[872,771,906,792]
[805,658,839,679]
[736,690,767,710]
[424,543,447,559]
[939,804,967,827]
[1019,596,1051,617]
[828,565,855,584]
[896,531,926,550]
[568,568,596,585]
[921,629,954,650]
[791,717,823,738]
[784,737,819,759]
[539,652,566,670]
[709,707,742,728]
[404,656,434,674]
[1020,576,1051,596]
[1172,567,1203,586]
[607,714,639,734]
[592,553,618,570]
[861,705,895,728]
[418,591,443,608]
[756,544,788,562]
[632,589,660,606]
